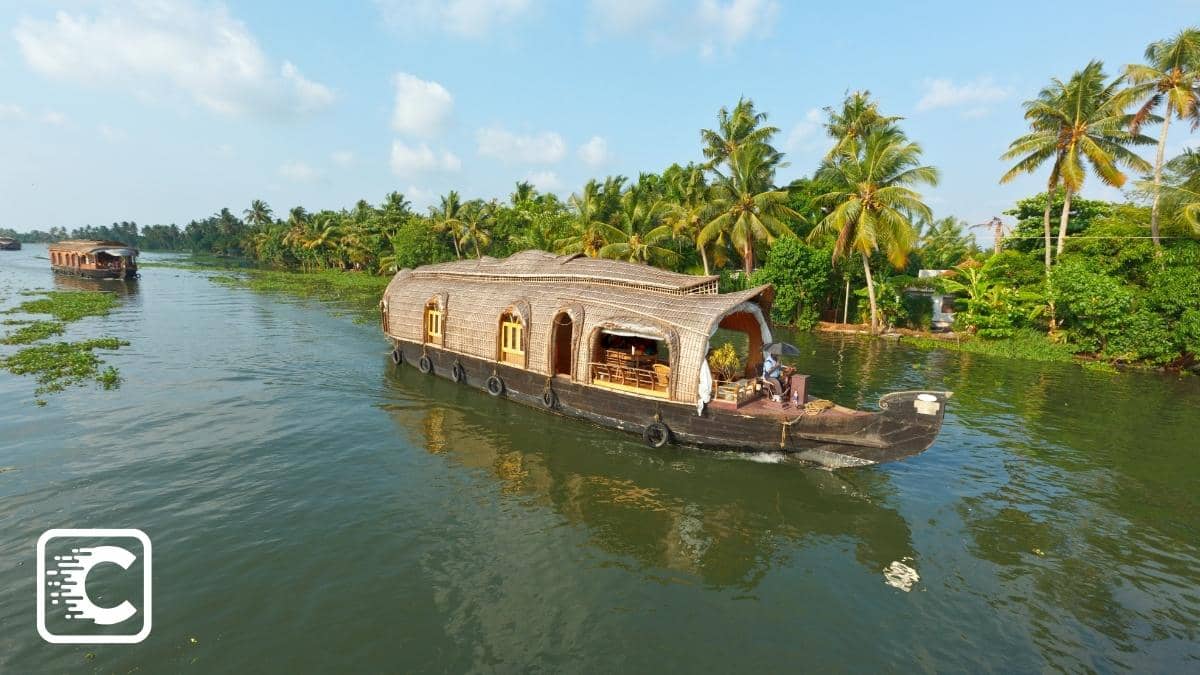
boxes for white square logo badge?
[37,529,152,644]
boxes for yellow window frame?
[425,306,443,341]
[500,317,524,364]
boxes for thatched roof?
[49,239,139,255]
[413,250,720,295]
[383,251,774,403]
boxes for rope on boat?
[804,399,834,415]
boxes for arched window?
[424,301,442,343]
[499,312,524,367]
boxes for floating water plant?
[0,320,65,345]
[0,338,129,404]
[4,290,119,322]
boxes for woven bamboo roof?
[383,250,775,403]
[412,250,721,295]
[49,239,139,254]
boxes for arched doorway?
[551,312,573,377]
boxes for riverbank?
[815,322,1194,374]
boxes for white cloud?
[279,161,321,182]
[697,0,778,57]
[586,0,776,57]
[42,110,68,126]
[392,72,454,137]
[784,108,823,152]
[477,126,566,163]
[13,1,334,119]
[390,140,462,176]
[916,77,1011,113]
[586,0,667,35]
[577,136,610,166]
[331,150,355,167]
[98,123,126,141]
[0,103,28,121]
[525,170,561,191]
[405,185,436,208]
[374,0,533,38]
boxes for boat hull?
[390,339,950,469]
[51,265,138,279]
[0,241,20,251]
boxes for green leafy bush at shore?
[903,329,1078,364]
[749,238,834,328]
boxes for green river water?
[1,244,1198,672]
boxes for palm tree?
[599,190,678,266]
[559,179,621,257]
[243,200,273,229]
[1157,149,1200,231]
[700,98,782,171]
[457,202,493,259]
[1001,83,1068,272]
[811,131,939,334]
[663,166,717,274]
[509,181,536,206]
[823,90,903,159]
[429,191,466,259]
[1125,28,1200,248]
[700,144,799,276]
[1026,62,1154,258]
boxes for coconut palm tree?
[663,166,717,274]
[243,200,273,229]
[1157,148,1200,231]
[509,181,536,206]
[700,144,799,276]
[1125,28,1200,248]
[811,131,939,334]
[701,98,782,172]
[823,90,904,159]
[429,191,466,259]
[599,190,678,266]
[1026,62,1154,257]
[558,179,621,257]
[457,202,493,259]
[1001,84,1069,272]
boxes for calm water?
[1,244,1198,672]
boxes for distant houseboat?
[0,237,20,251]
[48,240,138,279]
[381,251,951,469]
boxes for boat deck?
[715,395,864,419]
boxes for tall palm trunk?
[743,242,754,277]
[450,231,462,259]
[1055,186,1074,258]
[1041,192,1054,272]
[861,252,879,335]
[699,244,710,276]
[473,237,482,259]
[1149,108,1172,250]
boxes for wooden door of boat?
[552,313,573,377]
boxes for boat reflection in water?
[383,364,916,589]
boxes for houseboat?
[381,251,951,469]
[48,240,138,279]
[0,237,20,251]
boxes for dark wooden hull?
[51,265,138,279]
[0,241,20,251]
[390,339,950,469]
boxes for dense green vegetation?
[5,28,1199,369]
[0,290,127,403]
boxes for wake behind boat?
[381,250,950,469]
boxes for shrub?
[749,238,834,327]
[707,343,742,381]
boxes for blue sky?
[1,1,1197,245]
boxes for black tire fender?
[418,355,434,374]
[486,375,505,397]
[643,422,670,448]
[451,361,466,383]
[391,348,402,365]
[542,388,558,409]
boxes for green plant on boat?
[0,338,130,404]
[4,291,119,322]
[1,320,66,345]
